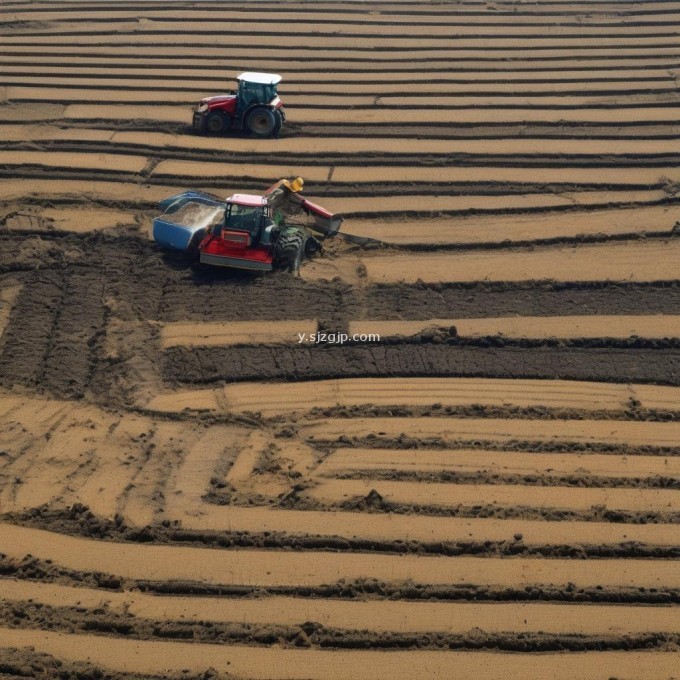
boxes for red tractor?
[192,72,285,137]
[152,178,342,273]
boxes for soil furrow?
[3,579,680,636]
[163,344,680,387]
[3,526,680,581]
[4,66,680,81]
[4,521,680,589]
[5,56,680,71]
[1,627,679,680]
[2,599,680,653]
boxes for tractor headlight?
[197,103,208,113]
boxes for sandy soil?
[361,240,680,284]
[145,377,680,416]
[3,579,680,635]
[4,65,680,83]
[319,447,680,478]
[0,150,148,173]
[310,478,680,512]
[2,523,679,589]
[303,417,680,447]
[160,320,317,348]
[1,629,679,680]
[2,178,672,219]
[4,206,139,233]
[13,123,680,156]
[10,74,680,96]
[2,2,680,678]
[348,204,680,245]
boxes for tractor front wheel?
[205,111,230,135]
[274,230,305,272]
[246,107,277,137]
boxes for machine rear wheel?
[272,109,284,137]
[246,107,277,137]
[274,230,305,272]
[205,111,230,134]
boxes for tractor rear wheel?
[272,109,284,137]
[274,230,305,272]
[205,111,230,135]
[246,107,277,137]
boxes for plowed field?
[0,2,679,680]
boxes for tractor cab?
[236,72,281,111]
[219,194,277,248]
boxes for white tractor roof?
[237,72,282,85]
[228,194,267,207]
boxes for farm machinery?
[192,72,286,137]
[152,177,343,272]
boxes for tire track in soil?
[0,275,62,391]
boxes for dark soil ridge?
[5,212,678,254]
[7,191,678,223]
[3,600,680,654]
[10,13,680,28]
[178,334,680,351]
[7,81,680,102]
[389,231,680,252]
[13,139,680,169]
[4,59,680,80]
[308,435,680,457]
[3,216,680,260]
[6,38,680,55]
[0,647,230,680]
[11,17,680,32]
[6,196,680,222]
[329,469,680,489]
[7,63,680,79]
[207,487,680,526]
[4,2,680,20]
[295,404,680,424]
[6,59,680,74]
[4,554,680,606]
[6,167,680,201]
[15,11,680,34]
[40,118,680,138]
[164,344,680,387]
[6,506,680,561]
[332,496,680,525]
[9,97,680,112]
[7,2,680,18]
[4,70,679,84]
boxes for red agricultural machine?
[192,72,285,137]
[152,178,342,272]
